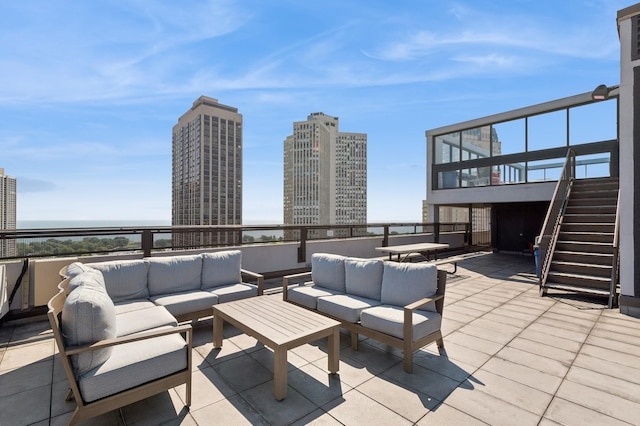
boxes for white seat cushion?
[113,299,157,315]
[78,333,188,403]
[61,285,116,375]
[381,262,438,312]
[201,250,242,289]
[87,259,150,303]
[287,284,343,309]
[150,290,218,318]
[116,306,178,337]
[147,255,202,296]
[317,294,380,323]
[311,253,346,292]
[208,283,258,303]
[360,305,442,340]
[344,258,384,301]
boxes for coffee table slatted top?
[213,296,340,348]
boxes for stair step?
[564,206,616,215]
[550,261,612,277]
[546,271,610,289]
[562,214,616,224]
[542,282,614,297]
[558,231,614,243]
[569,190,618,199]
[561,223,615,233]
[555,241,614,254]
[553,250,613,265]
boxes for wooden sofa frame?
[48,285,193,425]
[283,268,447,373]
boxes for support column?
[618,4,640,315]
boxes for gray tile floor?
[2,253,640,425]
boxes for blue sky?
[0,0,628,224]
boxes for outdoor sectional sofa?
[60,249,264,322]
[48,250,263,424]
[283,253,447,373]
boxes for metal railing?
[610,194,621,308]
[0,222,471,262]
[537,149,576,290]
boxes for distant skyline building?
[283,112,367,238]
[172,96,242,247]
[0,168,17,257]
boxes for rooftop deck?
[1,253,639,425]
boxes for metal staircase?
[537,151,620,308]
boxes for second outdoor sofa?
[283,253,447,373]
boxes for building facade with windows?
[172,96,242,247]
[284,113,367,238]
[0,168,17,257]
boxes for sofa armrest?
[241,269,265,296]
[282,271,313,301]
[66,324,193,356]
[404,294,444,312]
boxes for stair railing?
[609,193,620,308]
[537,149,575,293]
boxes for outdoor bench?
[283,253,447,373]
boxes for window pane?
[569,99,617,145]
[493,119,525,156]
[434,132,460,164]
[527,159,564,182]
[438,170,459,189]
[461,126,493,159]
[528,110,567,151]
[575,153,611,179]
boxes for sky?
[0,0,629,225]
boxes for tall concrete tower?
[172,96,242,247]
[283,113,367,238]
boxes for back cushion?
[61,285,116,375]
[311,253,346,292]
[67,270,106,294]
[381,262,438,311]
[87,260,149,303]
[201,250,242,289]
[344,258,384,300]
[64,262,94,278]
[147,255,202,296]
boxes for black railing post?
[298,227,307,263]
[383,225,389,247]
[142,230,153,257]
[434,222,440,243]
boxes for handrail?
[609,192,621,308]
[537,149,575,291]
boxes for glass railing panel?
[574,153,611,179]
[527,159,564,182]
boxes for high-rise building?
[0,168,17,257]
[172,96,242,247]
[283,112,367,238]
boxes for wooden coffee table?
[212,296,341,400]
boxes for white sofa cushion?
[115,306,178,337]
[87,259,149,303]
[317,294,381,323]
[150,290,218,318]
[61,285,116,375]
[344,258,384,301]
[112,298,157,315]
[147,255,202,296]
[78,333,188,403]
[67,270,106,294]
[208,283,258,303]
[311,253,346,292]
[64,262,95,278]
[201,250,242,289]
[381,262,438,312]
[288,284,344,309]
[360,305,442,340]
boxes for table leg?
[273,347,288,400]
[328,328,340,374]
[213,314,223,349]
